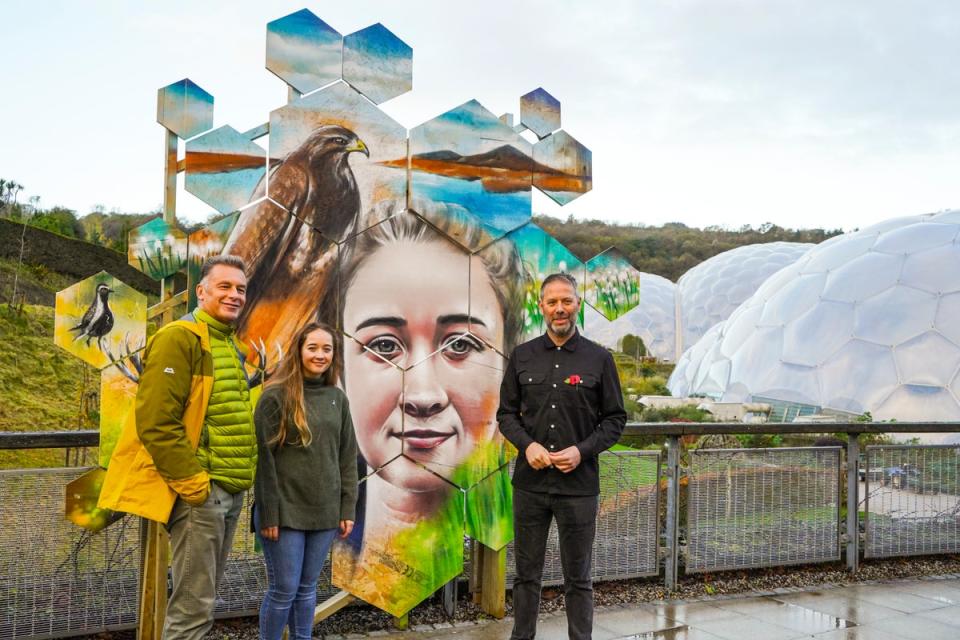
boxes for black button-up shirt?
[497,330,627,496]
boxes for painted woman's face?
[343,238,504,492]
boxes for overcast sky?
[3,0,959,230]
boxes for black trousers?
[510,488,599,640]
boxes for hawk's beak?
[346,138,369,157]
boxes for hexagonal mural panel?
[184,125,267,214]
[99,353,142,468]
[520,87,561,139]
[401,335,509,488]
[265,9,342,94]
[342,333,405,477]
[223,200,339,361]
[343,23,412,104]
[65,468,123,533]
[465,463,513,551]
[267,81,407,242]
[54,271,147,370]
[127,217,188,280]
[409,99,532,247]
[187,210,241,310]
[156,78,213,140]
[584,272,677,361]
[532,130,592,206]
[585,248,640,321]
[332,470,464,617]
[483,222,585,345]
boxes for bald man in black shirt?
[498,273,627,640]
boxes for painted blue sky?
[3,0,960,230]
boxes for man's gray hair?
[539,272,580,300]
[199,255,247,284]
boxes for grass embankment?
[0,303,98,468]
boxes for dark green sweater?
[254,379,358,530]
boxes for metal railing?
[2,422,958,639]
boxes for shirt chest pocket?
[518,370,547,414]
[560,374,600,402]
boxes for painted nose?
[402,362,449,419]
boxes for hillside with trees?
[535,214,842,282]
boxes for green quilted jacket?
[193,309,257,493]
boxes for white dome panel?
[936,293,960,346]
[873,222,957,254]
[819,339,900,414]
[900,243,960,295]
[854,286,937,346]
[894,331,960,386]
[874,385,960,422]
[821,252,903,303]
[782,300,854,367]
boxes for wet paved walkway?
[388,576,960,640]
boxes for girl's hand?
[260,526,279,542]
[339,520,354,538]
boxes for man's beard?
[548,315,575,338]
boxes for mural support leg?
[137,127,180,639]
[138,518,169,640]
[664,436,681,591]
[846,434,860,573]
[477,542,506,618]
[442,579,457,617]
[313,591,356,625]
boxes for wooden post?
[136,127,181,640]
[393,613,409,630]
[477,542,506,618]
[139,519,170,640]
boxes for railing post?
[846,433,860,573]
[664,435,681,591]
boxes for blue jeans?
[255,510,337,640]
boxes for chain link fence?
[864,445,960,558]
[6,439,960,639]
[685,447,842,573]
[504,450,661,585]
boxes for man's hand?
[260,526,279,542]
[548,446,582,473]
[525,442,553,470]
[339,520,354,538]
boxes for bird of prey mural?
[223,124,369,357]
[70,283,115,353]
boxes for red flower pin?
[564,374,582,385]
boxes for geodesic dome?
[584,272,677,361]
[677,241,813,352]
[667,322,722,397]
[668,211,960,430]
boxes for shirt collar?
[540,329,580,352]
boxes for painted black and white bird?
[223,124,369,349]
[71,283,114,353]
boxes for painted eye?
[442,334,484,360]
[366,336,404,361]
[334,137,347,145]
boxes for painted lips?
[397,429,455,449]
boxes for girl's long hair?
[264,321,341,447]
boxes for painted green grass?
[0,304,99,469]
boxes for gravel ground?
[79,554,960,639]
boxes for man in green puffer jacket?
[99,255,257,640]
